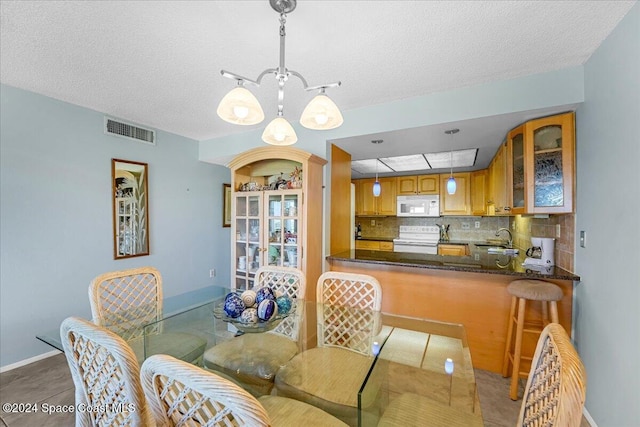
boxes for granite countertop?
[356,237,396,242]
[328,245,580,281]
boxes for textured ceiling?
[1,0,635,161]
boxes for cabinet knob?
[504,207,512,212]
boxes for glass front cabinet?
[233,190,302,291]
[227,146,327,299]
[507,112,575,214]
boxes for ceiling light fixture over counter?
[216,0,343,146]
[444,129,460,195]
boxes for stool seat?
[507,279,564,301]
[502,279,563,400]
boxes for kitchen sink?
[474,242,509,248]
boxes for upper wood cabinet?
[506,112,575,214]
[439,173,471,215]
[354,177,397,216]
[471,169,488,216]
[397,175,439,195]
[488,142,509,215]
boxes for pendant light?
[217,0,342,146]
[372,140,383,197]
[373,159,381,197]
[444,129,459,195]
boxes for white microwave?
[397,195,440,217]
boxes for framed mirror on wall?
[112,159,149,259]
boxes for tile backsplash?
[355,216,510,242]
[510,214,575,273]
[356,214,576,273]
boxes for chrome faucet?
[495,228,513,248]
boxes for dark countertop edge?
[326,253,581,281]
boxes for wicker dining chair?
[275,271,383,425]
[88,266,207,365]
[141,354,348,427]
[203,266,306,396]
[60,316,153,427]
[517,323,587,427]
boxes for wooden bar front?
[328,259,574,374]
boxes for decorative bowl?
[213,299,295,333]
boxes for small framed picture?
[223,184,231,227]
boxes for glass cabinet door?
[265,191,301,269]
[525,112,574,213]
[509,126,525,214]
[234,192,262,291]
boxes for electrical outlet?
[474,253,480,261]
[461,222,470,230]
[371,219,376,226]
[555,224,561,239]
[209,269,216,278]
[474,221,480,229]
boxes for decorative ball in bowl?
[213,287,295,333]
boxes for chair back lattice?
[88,267,162,341]
[518,323,587,427]
[60,316,152,427]
[141,354,271,427]
[316,272,382,355]
[255,266,306,341]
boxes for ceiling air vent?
[104,116,156,145]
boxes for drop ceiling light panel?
[425,149,478,169]
[378,154,430,172]
[351,159,394,174]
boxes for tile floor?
[0,352,589,426]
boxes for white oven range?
[393,225,440,255]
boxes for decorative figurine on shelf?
[289,166,302,188]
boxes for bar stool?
[502,279,563,400]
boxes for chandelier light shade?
[217,0,342,145]
[445,129,459,195]
[300,93,343,130]
[262,117,298,146]
[216,86,265,125]
[372,150,382,197]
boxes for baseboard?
[583,407,598,427]
[0,350,61,373]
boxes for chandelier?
[216,0,343,146]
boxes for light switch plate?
[555,224,561,238]
[580,231,586,248]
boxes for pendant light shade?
[300,94,343,130]
[262,117,298,146]
[216,87,264,125]
[373,180,381,197]
[447,176,457,195]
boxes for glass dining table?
[38,286,483,426]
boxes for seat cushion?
[259,395,349,427]
[274,347,380,424]
[377,393,483,427]
[507,279,563,301]
[129,332,206,365]
[203,333,299,395]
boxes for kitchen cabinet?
[471,169,488,216]
[355,240,394,251]
[354,177,397,216]
[397,175,439,195]
[507,125,526,215]
[522,112,575,214]
[228,146,326,300]
[437,244,469,256]
[439,173,471,215]
[488,142,509,215]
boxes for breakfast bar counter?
[326,249,580,373]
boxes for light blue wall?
[0,84,231,367]
[576,3,639,426]
[200,66,585,164]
